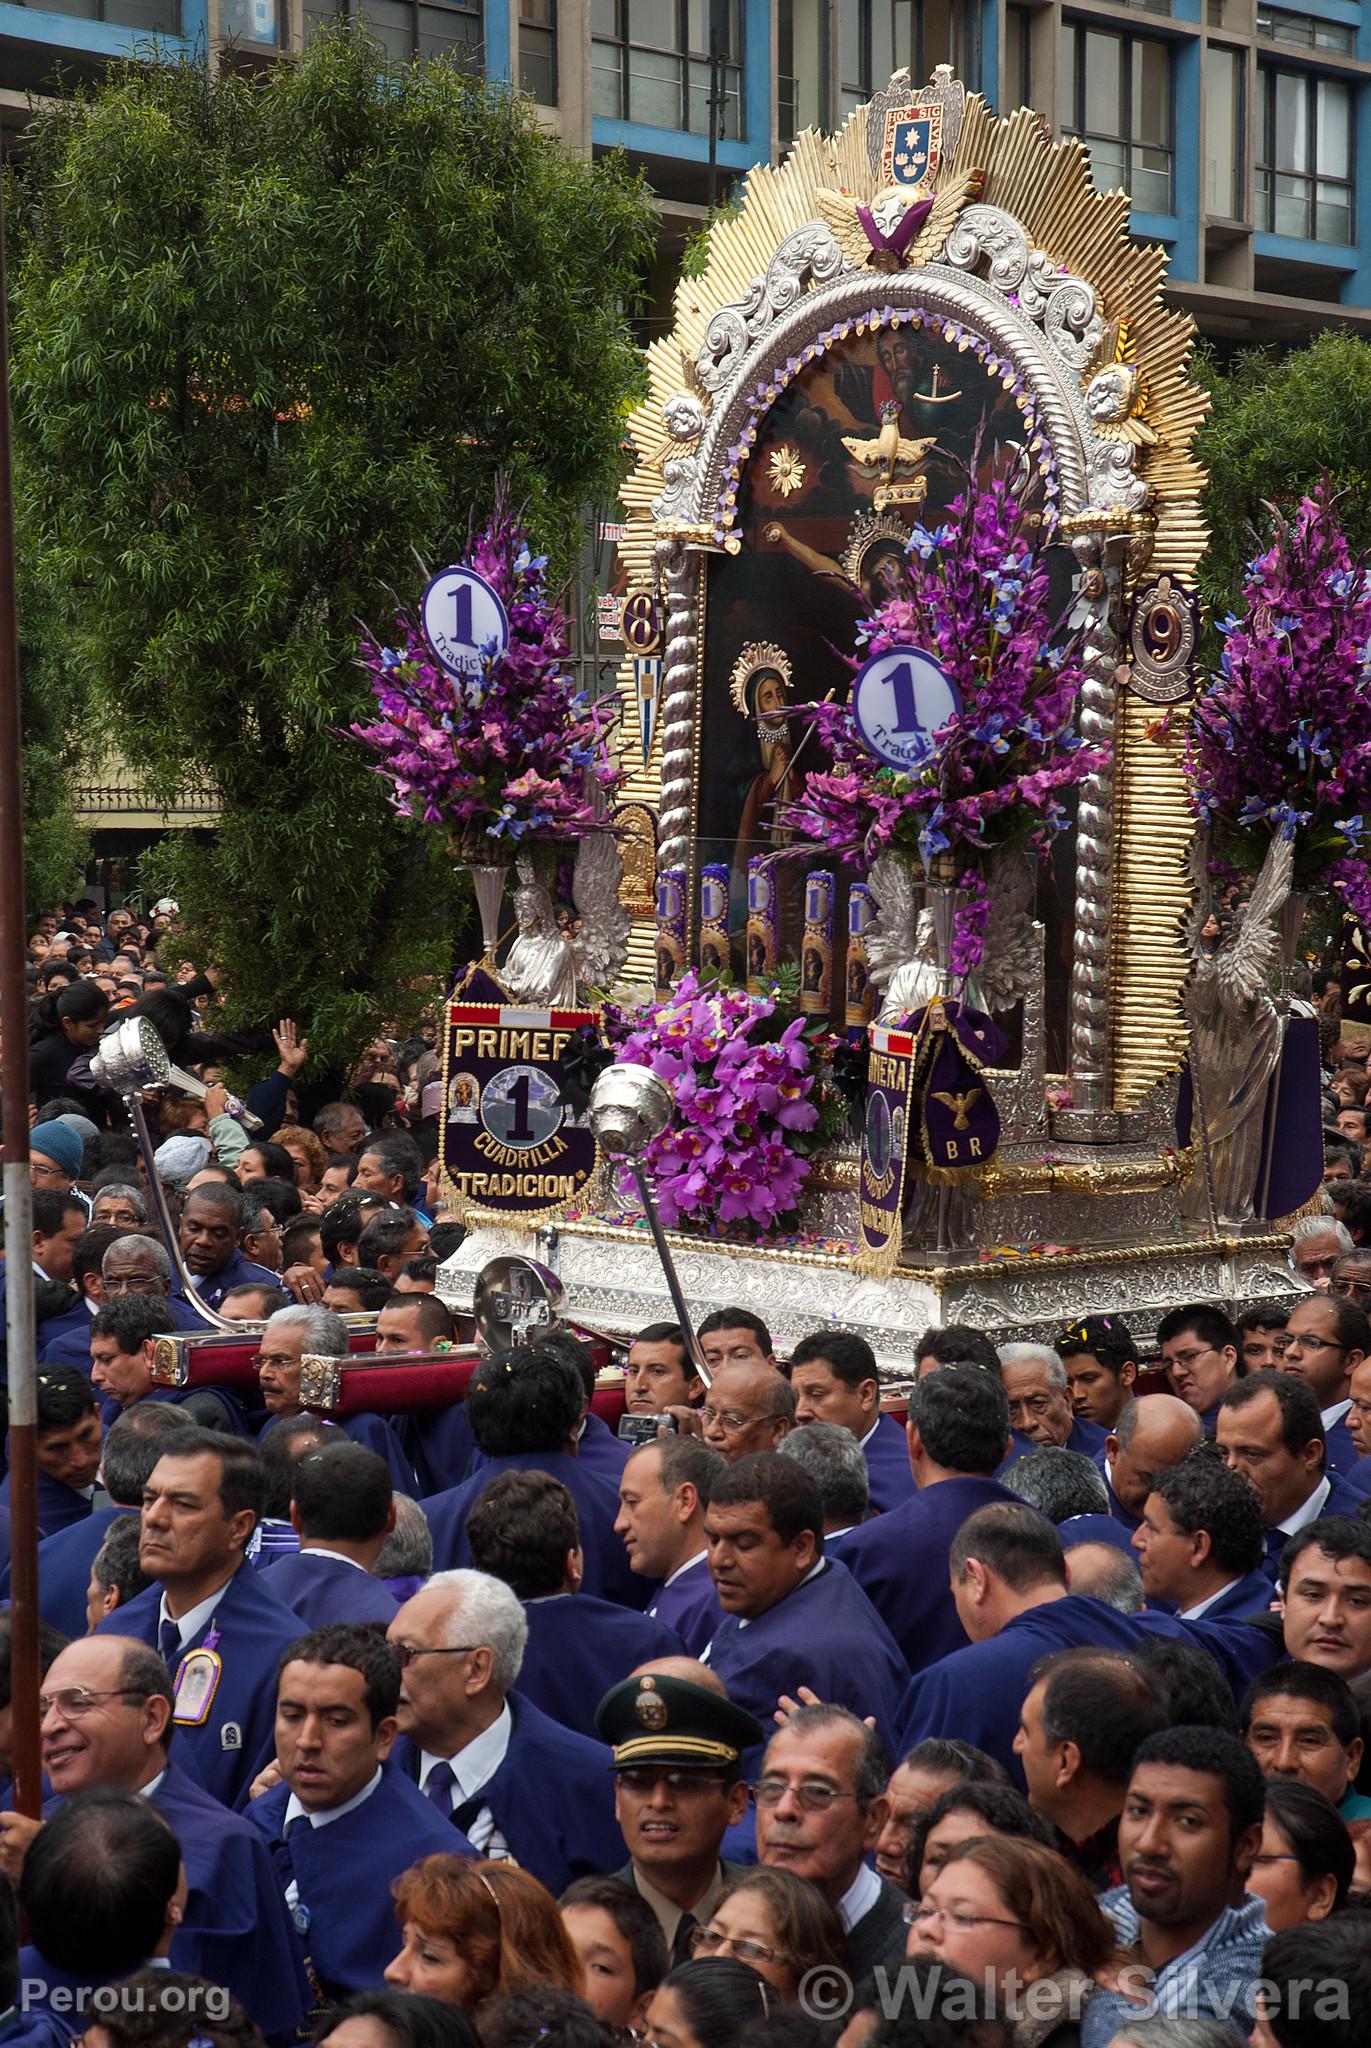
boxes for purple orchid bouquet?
[609,972,838,1233]
[350,509,620,848]
[1186,482,1371,920]
[776,479,1103,882]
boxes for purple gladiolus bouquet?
[776,479,1103,878]
[1186,481,1371,920]
[611,972,829,1233]
[350,509,620,847]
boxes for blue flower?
[1195,790,1219,824]
[380,646,403,671]
[907,523,952,559]
[1330,570,1354,599]
[918,805,950,868]
[1338,814,1366,846]
[973,714,1011,755]
[1269,801,1311,842]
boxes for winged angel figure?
[814,170,984,275]
[500,836,631,1008]
[1181,826,1293,1227]
[866,849,1041,1024]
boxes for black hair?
[328,1266,393,1311]
[220,1281,291,1316]
[1258,1920,1371,2048]
[162,1428,263,1524]
[914,1323,1001,1374]
[788,1329,878,1388]
[657,1959,773,2046]
[1236,1300,1290,1337]
[467,1343,585,1459]
[247,1176,303,1226]
[1152,1452,1266,1577]
[21,1787,180,1974]
[559,1875,669,1998]
[314,1991,481,2046]
[479,1985,612,2048]
[292,1438,393,1544]
[70,1222,128,1290]
[381,1289,456,1344]
[649,1432,726,1503]
[540,1327,599,1404]
[634,1321,689,1358]
[907,1362,1012,1475]
[320,1192,388,1265]
[949,1501,1067,1591]
[697,1307,773,1355]
[259,1414,330,1518]
[1280,1513,1371,1589]
[903,1739,1010,1786]
[906,1782,1055,1895]
[91,1294,177,1350]
[32,1186,86,1235]
[467,1468,579,1599]
[1241,1659,1361,1750]
[1036,1656,1167,1786]
[1220,1368,1325,1457]
[242,1139,298,1183]
[1263,1781,1355,1911]
[709,1450,824,1548]
[100,1403,199,1507]
[1056,1319,1137,1378]
[277,1620,401,1732]
[356,1207,427,1269]
[1156,1303,1241,1357]
[428,1222,467,1263]
[1129,1724,1266,1848]
[360,1130,425,1204]
[35,1362,99,1432]
[69,1968,265,2048]
[399,1255,438,1288]
[92,1515,155,1612]
[1317,1293,1371,1353]
[281,1216,324,1267]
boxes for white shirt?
[1322,1398,1352,1432]
[298,1547,369,1572]
[282,1768,383,1906]
[657,1550,708,1591]
[837,1861,882,1931]
[420,1702,513,1860]
[1276,1474,1332,1539]
[138,1769,168,1799]
[157,1584,224,1652]
[1179,1582,1245,1622]
[858,1416,881,1450]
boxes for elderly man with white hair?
[1289,1212,1354,1293]
[255,1303,416,1489]
[997,1340,1109,1460]
[385,1567,622,1893]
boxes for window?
[38,0,181,25]
[841,0,922,117]
[1256,66,1354,240]
[593,0,742,137]
[222,0,276,38]
[1004,3,1031,111]
[778,0,827,145]
[305,0,483,65]
[1256,8,1355,53]
[1062,25,1174,215]
[520,0,557,101]
[1205,45,1243,217]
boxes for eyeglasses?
[1164,1346,1217,1370]
[690,1927,786,1966]
[617,1768,731,1795]
[39,1686,150,1719]
[752,1778,859,1813]
[390,1644,481,1669]
[701,1408,757,1432]
[902,1899,1031,1934]
[1273,1334,1343,1355]
[1332,1276,1371,1301]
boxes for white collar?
[736,1556,825,1630]
[660,1549,708,1590]
[138,1769,168,1799]
[837,1861,882,1931]
[1178,1581,1243,1621]
[1321,1398,1352,1430]
[858,1415,881,1449]
[826,1524,857,1542]
[422,1700,513,1799]
[157,1582,225,1647]
[1277,1473,1332,1538]
[298,1547,369,1573]
[284,1766,382,1829]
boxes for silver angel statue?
[866,849,1040,1023]
[1181,827,1293,1228]
[501,835,630,1008]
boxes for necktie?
[425,1761,455,1816]
[671,1912,698,1968]
[158,1618,181,1670]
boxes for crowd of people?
[0,898,1368,2046]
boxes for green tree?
[1196,331,1371,608]
[10,30,652,1060]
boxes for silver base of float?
[438,1140,1303,1373]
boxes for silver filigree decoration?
[942,204,1104,374]
[570,831,631,991]
[696,225,848,394]
[652,453,701,523]
[943,205,1031,291]
[1085,443,1151,516]
[663,393,705,442]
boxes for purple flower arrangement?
[1186,482,1371,919]
[775,478,1101,975]
[350,509,620,848]
[610,972,842,1233]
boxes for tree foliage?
[10,30,653,1059]
[1195,331,1371,609]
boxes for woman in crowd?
[1246,1780,1354,1930]
[691,1867,847,2000]
[273,1121,327,1193]
[385,1859,583,2015]
[28,978,109,1102]
[906,1834,1118,2047]
[641,1959,774,2048]
[906,1782,1056,1899]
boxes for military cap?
[595,1672,764,1772]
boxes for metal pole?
[629,1161,711,1386]
[0,173,43,1820]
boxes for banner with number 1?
[439,1001,602,1225]
[420,565,511,680]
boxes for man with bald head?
[0,1632,308,2037]
[701,1361,796,1461]
[1099,1393,1202,1532]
